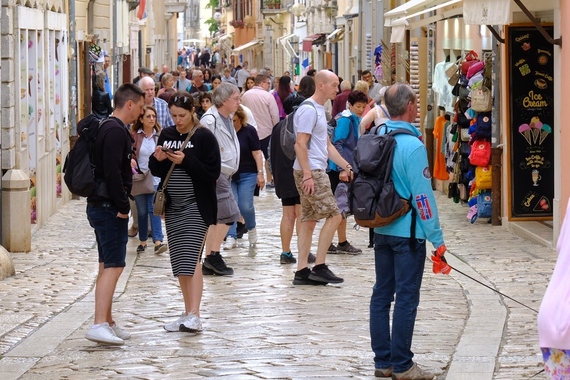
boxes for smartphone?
[161,147,176,153]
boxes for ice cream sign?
[518,116,551,146]
[522,91,548,108]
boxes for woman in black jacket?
[92,70,112,119]
[283,76,316,115]
[149,91,220,334]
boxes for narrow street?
[0,189,554,379]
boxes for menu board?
[508,26,554,218]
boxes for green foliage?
[205,0,219,9]
[205,18,219,35]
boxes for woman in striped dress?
[149,91,220,333]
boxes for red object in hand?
[432,244,451,275]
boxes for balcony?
[165,1,187,14]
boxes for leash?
[445,262,539,314]
[433,252,540,314]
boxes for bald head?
[313,70,339,103]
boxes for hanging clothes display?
[432,61,456,113]
[433,114,450,180]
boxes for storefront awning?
[280,34,298,59]
[384,0,462,43]
[302,34,326,52]
[326,27,345,44]
[232,39,263,54]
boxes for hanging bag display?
[469,140,491,167]
[461,50,480,75]
[153,127,196,216]
[475,165,493,190]
[471,86,492,112]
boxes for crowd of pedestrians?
[82,56,463,380]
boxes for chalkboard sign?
[508,26,554,218]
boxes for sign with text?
[508,26,554,217]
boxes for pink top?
[538,199,570,349]
[241,86,280,140]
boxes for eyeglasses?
[173,96,190,103]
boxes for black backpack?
[279,100,316,160]
[63,114,109,197]
[348,124,417,231]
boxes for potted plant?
[264,0,275,9]
[230,19,245,28]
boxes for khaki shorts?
[293,169,340,222]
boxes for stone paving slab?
[0,190,557,379]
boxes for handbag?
[471,87,492,112]
[131,169,155,196]
[153,127,196,216]
[446,60,461,86]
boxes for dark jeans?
[87,203,129,268]
[370,233,426,373]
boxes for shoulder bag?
[153,127,196,216]
[131,168,155,196]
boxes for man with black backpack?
[84,83,145,346]
[369,83,448,379]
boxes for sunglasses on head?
[173,95,190,103]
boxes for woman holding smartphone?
[149,91,220,333]
[130,105,168,254]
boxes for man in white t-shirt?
[292,70,353,286]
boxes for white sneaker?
[248,228,257,247]
[164,313,189,332]
[224,236,238,250]
[85,322,124,345]
[179,313,203,333]
[110,323,131,340]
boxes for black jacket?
[92,89,112,119]
[149,126,221,226]
[87,117,134,214]
[269,121,299,200]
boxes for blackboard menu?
[508,26,554,218]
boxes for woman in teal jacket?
[327,90,368,254]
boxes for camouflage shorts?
[293,169,340,222]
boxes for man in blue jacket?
[370,83,448,380]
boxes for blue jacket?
[373,120,445,248]
[329,110,360,172]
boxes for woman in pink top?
[538,199,570,378]
[273,76,293,120]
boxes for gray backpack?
[279,100,316,160]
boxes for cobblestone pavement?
[0,189,556,379]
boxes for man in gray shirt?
[236,61,250,90]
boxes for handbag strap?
[159,126,197,190]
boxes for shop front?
[383,0,565,246]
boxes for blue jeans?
[370,234,426,373]
[133,186,164,243]
[228,172,257,238]
[86,203,128,268]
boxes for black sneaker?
[202,265,215,275]
[308,252,316,263]
[236,222,246,239]
[203,252,234,276]
[336,241,363,255]
[136,244,146,253]
[280,252,297,264]
[327,243,338,254]
[309,264,344,284]
[292,267,327,286]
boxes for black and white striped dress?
[164,167,208,277]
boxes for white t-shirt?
[293,99,329,171]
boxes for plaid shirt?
[153,98,174,128]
